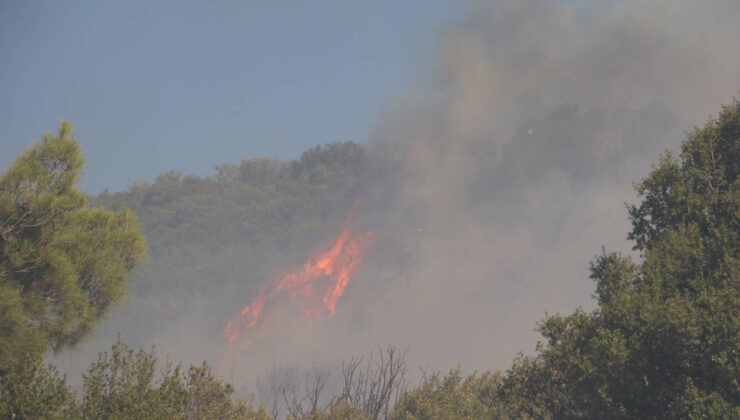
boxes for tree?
[339,345,408,420]
[79,338,270,420]
[0,121,146,372]
[392,368,505,419]
[0,355,77,419]
[496,99,740,417]
[4,336,272,419]
[257,346,408,420]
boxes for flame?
[223,200,373,358]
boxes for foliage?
[0,353,76,419]
[392,369,505,419]
[0,121,146,369]
[86,141,391,357]
[2,337,272,419]
[495,99,740,417]
[0,121,146,418]
[308,398,367,420]
[3,99,740,417]
[79,337,270,419]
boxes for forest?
[3,1,740,418]
[1,99,739,418]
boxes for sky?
[28,0,740,395]
[0,0,465,193]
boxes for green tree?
[304,399,367,420]
[84,140,389,358]
[497,100,740,418]
[0,355,77,419]
[79,338,270,420]
[392,369,505,419]
[383,99,740,419]
[0,121,146,370]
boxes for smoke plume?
[51,0,740,401]
[290,0,740,372]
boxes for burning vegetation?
[223,199,374,360]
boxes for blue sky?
[0,1,465,192]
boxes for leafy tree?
[0,354,77,419]
[392,369,505,419]
[291,142,369,186]
[496,100,740,418]
[379,99,740,419]
[309,398,367,420]
[79,338,270,419]
[5,101,735,418]
[0,121,145,370]
[83,140,391,360]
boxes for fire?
[223,199,373,357]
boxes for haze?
[3,0,740,413]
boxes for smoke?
[50,0,740,400]
[281,0,740,372]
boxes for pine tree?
[0,121,146,372]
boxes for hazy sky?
[0,1,465,193]
[35,0,740,392]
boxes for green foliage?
[392,369,505,419]
[385,99,740,419]
[79,337,269,419]
[318,399,368,420]
[3,99,739,417]
[497,99,740,417]
[289,398,367,420]
[0,353,77,419]
[0,121,146,370]
[86,141,390,355]
[2,337,271,419]
[0,138,386,417]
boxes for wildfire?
[223,199,373,357]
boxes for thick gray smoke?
[265,0,740,372]
[51,0,740,402]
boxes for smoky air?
[7,0,737,418]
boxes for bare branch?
[339,345,408,419]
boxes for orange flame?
[223,200,373,357]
